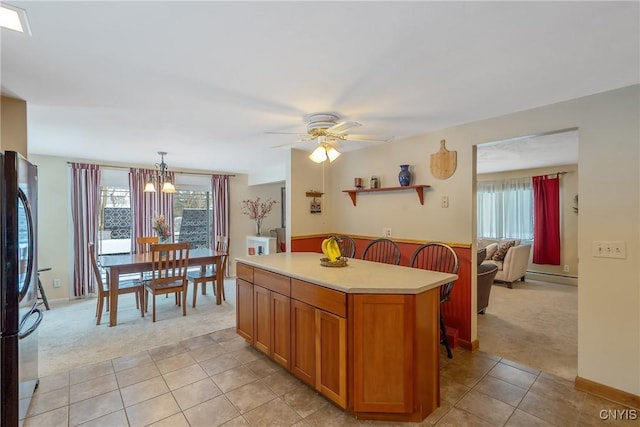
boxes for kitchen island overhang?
[235,252,458,422]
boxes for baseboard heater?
[526,270,578,286]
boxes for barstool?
[37,267,51,310]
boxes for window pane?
[174,190,212,249]
[98,187,131,254]
[477,178,533,240]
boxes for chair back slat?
[335,235,356,258]
[150,243,190,286]
[136,236,159,254]
[410,242,459,302]
[88,242,104,292]
[361,238,401,265]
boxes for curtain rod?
[66,161,235,177]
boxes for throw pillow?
[492,240,516,261]
[484,243,499,260]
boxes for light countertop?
[235,252,457,294]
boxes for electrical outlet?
[563,265,570,272]
[386,228,392,237]
[53,279,61,288]
[441,196,449,208]
[382,227,387,237]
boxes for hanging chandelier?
[308,136,341,163]
[144,151,176,193]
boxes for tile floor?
[23,327,636,427]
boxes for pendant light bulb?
[309,145,328,163]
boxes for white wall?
[304,85,639,395]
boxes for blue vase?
[398,165,411,186]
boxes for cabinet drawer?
[254,268,291,296]
[237,263,254,282]
[291,279,346,318]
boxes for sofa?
[479,238,532,288]
[477,248,499,314]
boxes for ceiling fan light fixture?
[309,145,328,163]
[326,146,341,162]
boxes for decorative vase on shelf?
[255,221,262,236]
[398,164,411,186]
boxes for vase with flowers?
[152,214,172,244]
[241,197,276,236]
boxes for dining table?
[100,247,227,327]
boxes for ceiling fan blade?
[271,135,316,148]
[265,131,308,136]
[327,120,361,134]
[343,134,394,143]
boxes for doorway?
[474,128,579,381]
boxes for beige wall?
[1,96,28,157]
[288,85,639,395]
[30,154,283,300]
[478,163,579,278]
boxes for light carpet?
[38,279,237,377]
[477,278,578,382]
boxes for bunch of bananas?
[321,236,342,262]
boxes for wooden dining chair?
[188,236,229,307]
[335,235,356,258]
[361,238,401,265]
[143,243,190,322]
[410,242,459,359]
[136,236,159,253]
[88,242,143,325]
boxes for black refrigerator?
[1,151,42,426]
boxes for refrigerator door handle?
[18,307,42,340]
[17,188,36,302]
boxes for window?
[477,178,533,240]
[174,190,213,249]
[98,186,131,254]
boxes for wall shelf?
[342,184,431,206]
[306,191,324,198]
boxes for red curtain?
[532,175,561,265]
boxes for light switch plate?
[592,241,626,259]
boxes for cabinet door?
[353,294,414,413]
[236,279,254,343]
[290,299,316,386]
[317,310,347,408]
[271,292,290,368]
[254,285,271,355]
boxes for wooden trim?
[291,234,472,249]
[575,376,640,409]
[458,339,479,351]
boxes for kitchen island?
[235,252,457,422]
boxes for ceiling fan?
[268,113,393,163]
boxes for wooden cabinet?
[236,278,254,343]
[290,299,347,408]
[252,269,291,369]
[290,299,316,385]
[352,294,414,413]
[316,309,346,407]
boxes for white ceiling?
[1,1,638,175]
